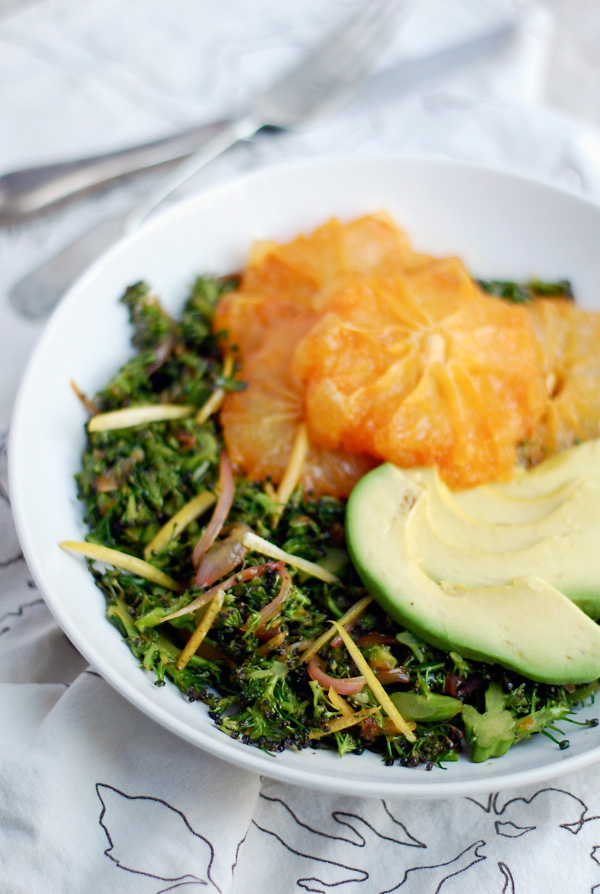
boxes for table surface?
[0,0,598,126]
[542,0,600,129]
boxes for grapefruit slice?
[292,258,547,490]
[522,298,600,465]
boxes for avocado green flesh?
[346,451,600,684]
[410,468,593,552]
[405,439,600,525]
[407,466,578,525]
[407,478,600,618]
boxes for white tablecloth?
[4,2,600,891]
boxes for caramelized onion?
[239,563,290,640]
[444,673,464,698]
[162,562,279,622]
[307,656,365,695]
[195,523,250,588]
[360,715,381,741]
[94,474,119,493]
[372,666,410,685]
[355,633,398,646]
[331,618,358,648]
[192,452,234,569]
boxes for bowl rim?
[10,153,600,799]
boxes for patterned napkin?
[3,2,600,892]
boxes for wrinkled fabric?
[3,2,600,892]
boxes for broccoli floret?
[214,657,311,752]
[477,278,573,304]
[180,275,239,349]
[234,658,308,717]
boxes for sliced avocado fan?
[346,441,600,684]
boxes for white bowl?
[10,156,600,799]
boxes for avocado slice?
[486,438,600,499]
[346,457,600,684]
[407,465,578,525]
[402,439,600,526]
[407,466,589,551]
[407,477,600,617]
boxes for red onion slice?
[195,524,250,588]
[331,617,358,648]
[307,656,365,695]
[163,562,279,622]
[255,565,291,640]
[192,452,234,570]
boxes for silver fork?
[10,0,407,320]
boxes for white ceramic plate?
[10,156,600,799]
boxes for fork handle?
[123,114,260,231]
[0,119,233,225]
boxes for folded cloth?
[4,2,600,893]
[0,0,556,305]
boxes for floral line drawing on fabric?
[0,429,9,505]
[231,831,249,879]
[498,862,516,894]
[252,794,484,893]
[0,428,26,568]
[468,786,600,835]
[261,793,427,850]
[95,782,221,893]
[249,785,600,893]
[0,551,24,570]
[0,597,44,637]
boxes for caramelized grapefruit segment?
[220,315,375,498]
[523,298,600,465]
[216,215,600,495]
[217,214,421,497]
[214,214,433,359]
[293,258,547,490]
[251,214,433,291]
[214,254,317,358]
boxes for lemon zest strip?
[257,631,287,657]
[327,687,354,716]
[273,423,309,524]
[143,490,216,560]
[88,404,194,432]
[241,531,339,584]
[195,353,235,425]
[60,540,183,591]
[175,589,225,671]
[330,620,416,741]
[299,595,372,662]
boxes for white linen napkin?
[4,2,600,893]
